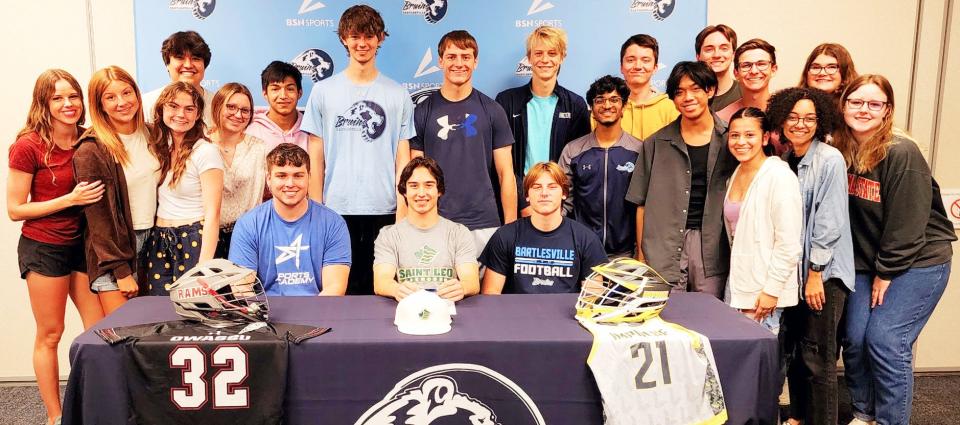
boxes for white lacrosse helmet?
[575,258,674,323]
[395,290,452,335]
[169,259,269,327]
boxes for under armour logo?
[435,114,478,141]
[582,164,592,171]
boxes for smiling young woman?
[7,69,105,425]
[75,66,162,314]
[833,74,956,425]
[207,82,266,259]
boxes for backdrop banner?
[134,0,706,105]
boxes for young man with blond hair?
[412,30,518,255]
[496,25,590,216]
[301,5,416,295]
[480,162,606,294]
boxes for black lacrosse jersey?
[96,320,329,425]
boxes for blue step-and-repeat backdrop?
[134,0,706,107]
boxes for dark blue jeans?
[843,262,950,425]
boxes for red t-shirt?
[8,131,83,245]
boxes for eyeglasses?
[808,64,840,75]
[786,115,818,126]
[593,96,623,107]
[845,99,888,111]
[225,104,252,117]
[737,60,772,73]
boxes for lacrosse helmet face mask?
[575,258,674,323]
[169,259,269,327]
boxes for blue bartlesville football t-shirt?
[480,217,608,293]
[411,89,514,230]
[301,72,416,215]
[229,201,351,295]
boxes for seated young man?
[373,157,479,302]
[480,162,607,294]
[229,143,351,295]
[246,60,310,152]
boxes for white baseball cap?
[394,290,452,335]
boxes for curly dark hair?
[765,87,839,144]
[586,75,630,106]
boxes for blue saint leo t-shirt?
[411,89,514,230]
[229,201,351,295]
[479,217,608,294]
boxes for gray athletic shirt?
[373,217,477,289]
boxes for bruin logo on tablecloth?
[168,0,216,20]
[629,0,676,21]
[292,49,335,83]
[401,0,449,24]
[355,363,546,425]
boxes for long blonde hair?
[833,74,895,174]
[85,66,149,166]
[209,82,254,135]
[16,69,86,168]
[149,82,206,188]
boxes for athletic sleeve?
[452,223,478,265]
[488,99,515,149]
[478,225,513,276]
[558,142,577,217]
[192,141,225,173]
[410,99,427,151]
[372,225,399,267]
[228,211,260,271]
[624,136,654,206]
[399,93,417,141]
[320,208,351,266]
[300,84,324,138]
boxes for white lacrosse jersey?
[579,318,727,425]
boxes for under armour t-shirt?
[479,217,607,294]
[373,217,477,290]
[301,72,416,215]
[411,89,514,230]
[524,93,558,173]
[229,200,351,295]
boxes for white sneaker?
[848,418,875,425]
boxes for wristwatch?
[810,263,826,272]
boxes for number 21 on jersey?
[631,340,672,389]
[169,344,250,409]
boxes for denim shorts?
[90,229,151,293]
[17,235,85,279]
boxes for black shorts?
[17,235,85,279]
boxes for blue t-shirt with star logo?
[229,200,351,295]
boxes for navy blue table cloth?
[64,293,778,424]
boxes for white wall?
[0,0,956,379]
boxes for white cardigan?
[724,157,803,309]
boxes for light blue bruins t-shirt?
[301,72,416,215]
[524,93,558,174]
[229,200,351,296]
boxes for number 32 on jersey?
[170,344,249,409]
